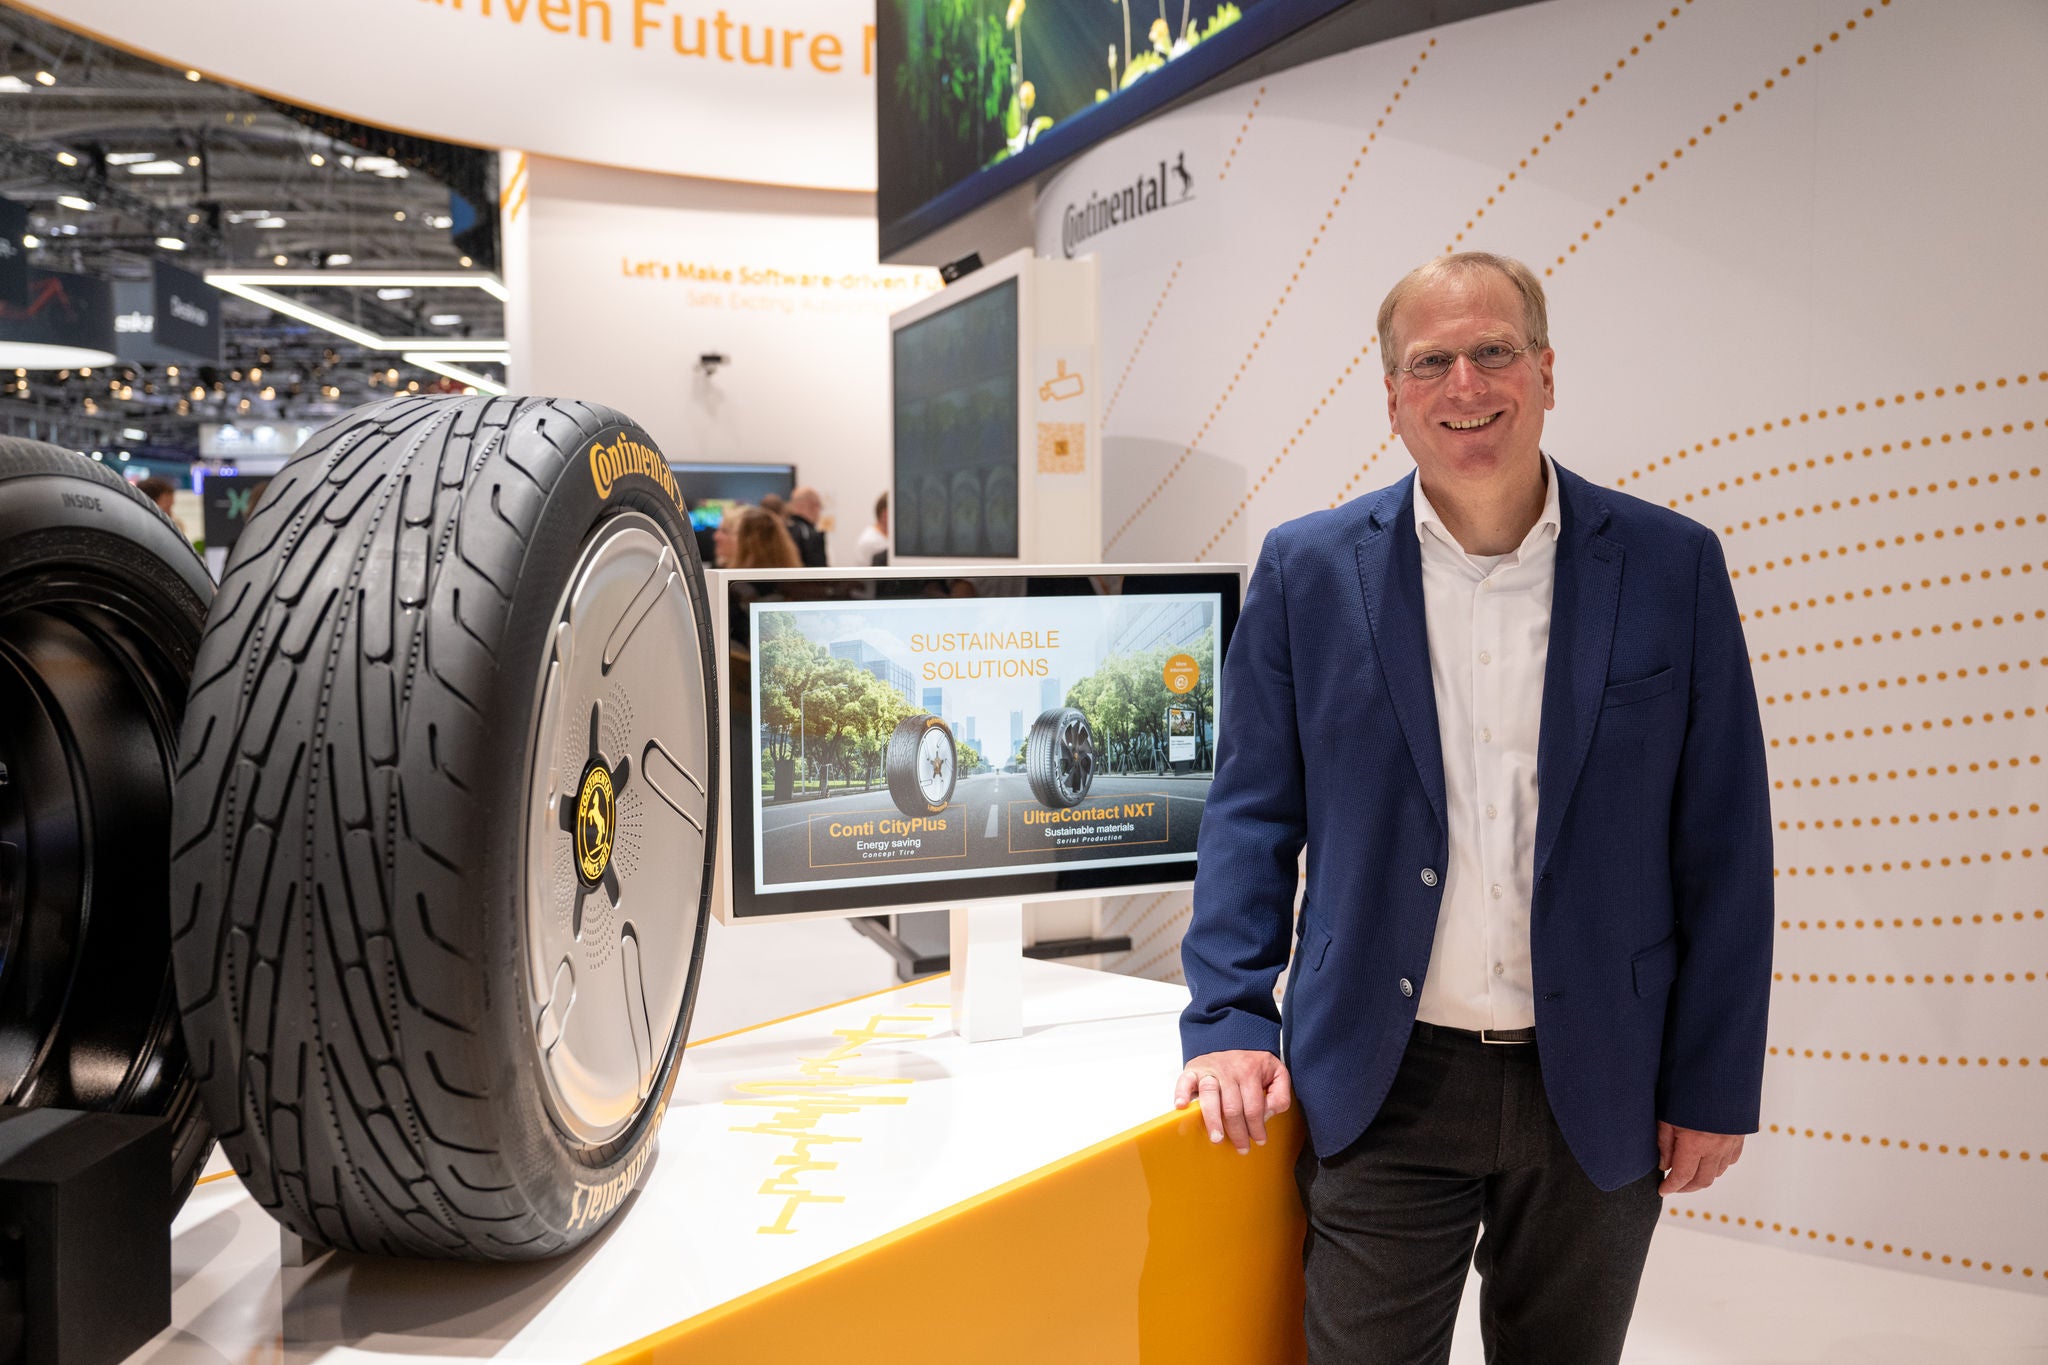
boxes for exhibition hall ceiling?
[0,2,502,456]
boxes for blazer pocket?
[1631,935,1680,997]
[1298,920,1333,972]
[1602,667,1675,710]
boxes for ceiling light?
[0,76,27,93]
[190,386,204,400]
[425,214,453,230]
[309,153,325,167]
[375,287,413,300]
[155,236,186,251]
[56,194,94,211]
[33,71,54,86]
[129,161,185,176]
[392,210,406,222]
[187,212,200,224]
[325,253,353,266]
[459,256,473,268]
[123,427,146,440]
[89,450,102,460]
[166,366,178,377]
[352,156,396,173]
[107,152,156,166]
[402,352,507,396]
[429,314,462,326]
[273,254,288,266]
[184,69,202,81]
[260,386,275,400]
[248,367,262,381]
[54,150,77,166]
[254,216,286,229]
[19,234,37,249]
[186,155,201,167]
[117,451,129,461]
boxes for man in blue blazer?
[1175,253,1772,1363]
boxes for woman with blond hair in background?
[713,504,801,569]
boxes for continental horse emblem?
[575,763,616,884]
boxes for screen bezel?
[714,563,1243,923]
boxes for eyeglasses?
[1394,339,1542,382]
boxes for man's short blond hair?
[1377,252,1549,376]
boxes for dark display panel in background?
[725,568,1239,919]
[669,462,797,531]
[892,277,1019,559]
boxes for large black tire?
[1025,707,1096,810]
[884,714,955,816]
[169,396,719,1259]
[0,439,213,1200]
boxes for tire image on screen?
[919,474,947,554]
[949,470,982,556]
[895,484,918,557]
[1025,707,1095,809]
[169,396,719,1260]
[0,440,214,1202]
[884,714,956,816]
[982,467,1017,557]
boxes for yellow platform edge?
[591,1097,1307,1365]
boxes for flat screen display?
[723,568,1239,919]
[877,0,1346,257]
[891,278,1019,559]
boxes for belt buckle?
[1478,1028,1531,1045]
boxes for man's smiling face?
[1384,270,1554,494]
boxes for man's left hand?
[1657,1121,1744,1195]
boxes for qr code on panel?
[1036,422,1086,475]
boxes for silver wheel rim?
[1055,712,1094,803]
[524,512,709,1146]
[918,724,955,806]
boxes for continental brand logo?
[575,764,615,884]
[588,432,685,513]
[566,1117,659,1231]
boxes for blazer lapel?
[1355,477,1447,834]
[1534,463,1623,880]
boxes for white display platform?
[143,960,1235,1365]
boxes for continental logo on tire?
[566,1126,657,1231]
[575,764,615,884]
[588,433,686,515]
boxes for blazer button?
[1420,868,1438,887]
[1399,978,1413,997]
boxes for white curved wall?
[1039,0,2048,1290]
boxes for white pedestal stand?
[948,900,1024,1042]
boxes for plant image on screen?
[881,0,1248,232]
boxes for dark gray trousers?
[1294,1023,1663,1365]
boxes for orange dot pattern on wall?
[1103,262,1182,425]
[1764,1122,2040,1166]
[1545,4,1892,279]
[1774,754,2042,794]
[1774,969,2042,986]
[1767,704,2038,750]
[1442,1,1697,255]
[1752,609,2046,667]
[1666,1206,2038,1281]
[1742,561,2044,625]
[1727,509,2048,579]
[1215,84,1266,184]
[1766,1044,2046,1069]
[1195,342,1379,559]
[1329,435,1398,510]
[1776,909,2045,932]
[1775,845,2047,877]
[1777,800,2040,833]
[1714,451,2041,537]
[1620,371,2039,490]
[1103,41,1435,553]
[1122,916,1194,979]
[1760,655,2046,710]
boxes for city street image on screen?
[749,592,1218,894]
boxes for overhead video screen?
[891,278,1019,559]
[723,569,1240,919]
[877,0,1346,256]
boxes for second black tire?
[170,396,719,1259]
[1025,706,1096,809]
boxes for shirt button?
[1485,804,1498,819]
[1490,884,1504,899]
[1494,963,1504,976]
[1421,868,1439,887]
[1480,727,1493,743]
[1478,651,1492,665]
[1399,978,1414,997]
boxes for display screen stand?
[948,900,1023,1041]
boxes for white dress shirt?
[1411,455,1560,1032]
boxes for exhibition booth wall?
[502,151,939,559]
[1043,0,2048,1291]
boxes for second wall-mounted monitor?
[889,249,1099,566]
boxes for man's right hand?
[1174,1050,1293,1154]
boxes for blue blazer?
[1182,461,1774,1191]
